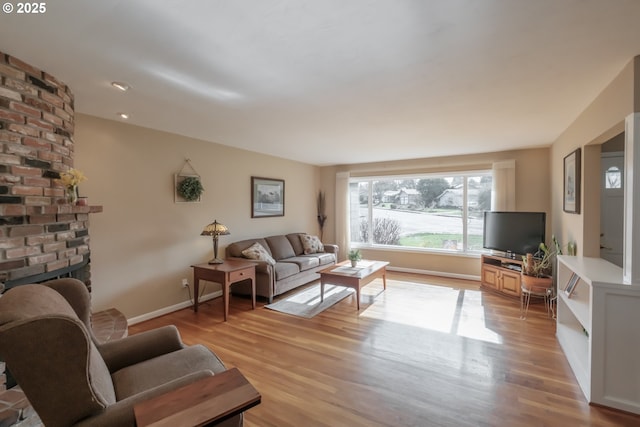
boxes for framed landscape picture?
[251,177,285,218]
[563,148,581,214]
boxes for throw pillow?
[241,242,276,266]
[300,234,324,254]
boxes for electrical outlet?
[181,278,189,288]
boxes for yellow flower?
[59,168,87,188]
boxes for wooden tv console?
[480,254,523,298]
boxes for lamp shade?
[200,220,230,236]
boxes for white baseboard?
[128,268,478,326]
[387,266,480,282]
[127,290,222,326]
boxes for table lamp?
[201,220,230,264]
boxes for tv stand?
[481,254,523,298]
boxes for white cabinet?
[556,255,640,414]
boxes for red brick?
[43,132,63,144]
[0,205,25,216]
[46,259,69,272]
[0,154,21,165]
[55,231,75,241]
[52,143,70,156]
[76,245,90,255]
[11,165,41,176]
[43,241,66,252]
[38,149,62,163]
[10,101,41,118]
[23,176,50,187]
[0,109,25,123]
[28,214,56,224]
[43,72,63,88]
[42,112,63,126]
[25,234,55,245]
[28,253,57,265]
[0,131,22,143]
[60,248,76,259]
[0,237,24,249]
[6,123,39,137]
[39,91,63,108]
[43,187,64,197]
[4,143,36,157]
[57,214,75,222]
[4,78,38,96]
[26,117,54,131]
[23,136,51,150]
[0,87,21,101]
[24,196,50,206]
[0,63,25,80]
[55,107,71,122]
[23,96,53,113]
[11,186,43,196]
[6,246,41,259]
[7,56,41,78]
[0,175,20,184]
[69,255,83,265]
[9,225,44,237]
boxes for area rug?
[265,284,354,318]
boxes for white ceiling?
[1,0,640,166]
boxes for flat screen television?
[483,211,546,257]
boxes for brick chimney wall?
[0,50,101,288]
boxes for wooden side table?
[134,367,261,427]
[191,260,256,321]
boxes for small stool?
[520,284,554,320]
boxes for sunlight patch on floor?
[360,282,503,344]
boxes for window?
[350,172,492,253]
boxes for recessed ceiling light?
[117,112,129,119]
[111,81,130,92]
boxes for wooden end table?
[319,260,389,310]
[191,260,256,321]
[134,367,261,427]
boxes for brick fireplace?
[0,50,102,290]
[0,50,105,425]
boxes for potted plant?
[521,236,562,290]
[348,249,362,267]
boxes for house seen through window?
[349,172,492,253]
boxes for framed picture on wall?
[563,148,581,214]
[251,177,285,218]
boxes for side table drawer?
[229,268,253,283]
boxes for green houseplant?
[348,249,362,267]
[521,236,562,290]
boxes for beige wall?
[319,147,550,278]
[75,114,319,318]
[550,57,637,257]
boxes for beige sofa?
[226,233,338,303]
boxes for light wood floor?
[129,272,640,427]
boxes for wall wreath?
[177,176,204,201]
[174,159,204,203]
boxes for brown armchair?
[0,279,242,427]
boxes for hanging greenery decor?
[177,176,204,201]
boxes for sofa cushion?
[265,235,296,260]
[286,233,306,255]
[302,252,336,265]
[280,256,320,271]
[241,242,276,266]
[274,262,300,281]
[226,238,272,258]
[300,234,324,254]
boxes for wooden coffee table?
[320,260,389,310]
[134,367,261,427]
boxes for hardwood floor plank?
[129,272,640,427]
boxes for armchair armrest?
[74,370,214,427]
[98,325,185,373]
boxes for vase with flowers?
[58,168,87,205]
